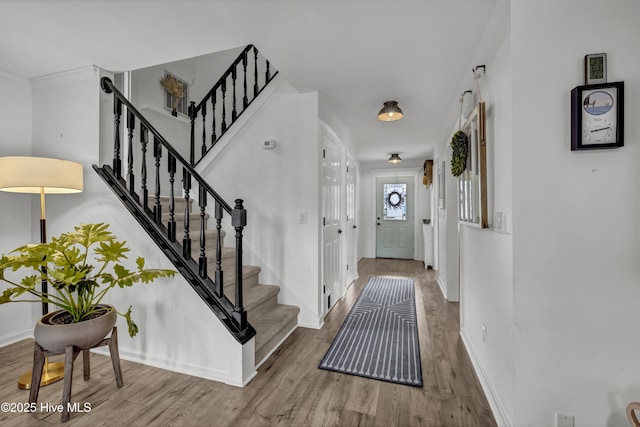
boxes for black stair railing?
[95,76,254,344]
[188,45,278,166]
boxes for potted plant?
[0,223,175,352]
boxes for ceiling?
[0,0,497,164]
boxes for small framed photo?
[584,53,607,85]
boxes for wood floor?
[0,258,496,426]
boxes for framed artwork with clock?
[571,81,624,151]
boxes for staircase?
[158,195,299,363]
[95,44,297,377]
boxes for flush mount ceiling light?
[388,153,402,164]
[377,101,404,122]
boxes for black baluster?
[126,109,136,198]
[253,46,259,98]
[232,199,247,330]
[113,99,122,178]
[242,50,248,109]
[182,169,192,259]
[214,201,223,298]
[232,67,237,121]
[188,101,196,166]
[266,59,271,82]
[211,92,217,144]
[198,187,207,279]
[153,137,162,224]
[167,153,176,242]
[140,126,149,212]
[201,101,207,157]
[221,80,227,133]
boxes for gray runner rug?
[319,276,423,387]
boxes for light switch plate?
[556,412,574,427]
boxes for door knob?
[338,229,343,234]
[353,225,357,229]
[377,223,380,226]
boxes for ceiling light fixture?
[377,101,404,122]
[388,153,402,164]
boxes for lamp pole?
[40,187,48,315]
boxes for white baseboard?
[437,277,448,299]
[0,330,32,348]
[92,346,234,386]
[459,331,512,427]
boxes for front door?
[376,177,414,259]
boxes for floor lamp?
[0,156,83,389]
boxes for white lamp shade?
[0,156,83,194]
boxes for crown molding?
[0,69,30,86]
[29,65,99,86]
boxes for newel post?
[232,199,247,329]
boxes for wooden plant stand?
[28,326,124,422]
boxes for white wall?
[439,1,516,425]
[0,70,36,345]
[318,93,359,158]
[198,80,322,328]
[511,1,640,426]
[4,66,253,386]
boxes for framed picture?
[571,81,624,151]
[584,53,607,85]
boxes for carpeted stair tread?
[188,243,234,264]
[254,304,300,363]
[176,229,226,253]
[148,196,193,212]
[223,265,261,289]
[240,284,280,320]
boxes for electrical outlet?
[482,324,487,342]
[556,412,574,427]
[298,211,307,224]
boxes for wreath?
[450,130,469,177]
[387,191,403,208]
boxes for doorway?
[376,176,414,259]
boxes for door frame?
[368,168,421,260]
[320,121,345,317]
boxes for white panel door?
[322,127,343,314]
[376,176,414,259]
[345,155,357,286]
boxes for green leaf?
[95,239,129,264]
[123,306,139,337]
[136,257,145,271]
[0,287,26,304]
[20,275,38,290]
